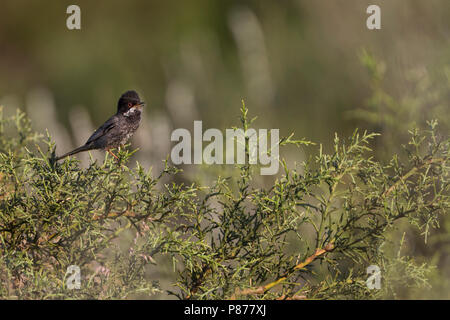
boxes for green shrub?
[0,104,448,299]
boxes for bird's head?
[117,90,145,114]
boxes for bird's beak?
[136,101,145,109]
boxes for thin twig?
[230,242,334,299]
[382,157,444,198]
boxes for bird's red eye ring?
[127,102,132,108]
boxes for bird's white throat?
[124,107,140,117]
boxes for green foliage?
[352,51,450,298]
[0,104,448,299]
[353,50,450,157]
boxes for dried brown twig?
[230,242,335,299]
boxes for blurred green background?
[0,0,449,298]
[1,0,448,147]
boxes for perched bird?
[56,90,145,161]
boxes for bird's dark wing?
[85,115,118,145]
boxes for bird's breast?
[118,109,141,146]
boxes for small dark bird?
[56,90,145,161]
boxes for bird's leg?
[107,149,119,160]
[107,149,126,169]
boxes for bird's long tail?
[56,145,94,161]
